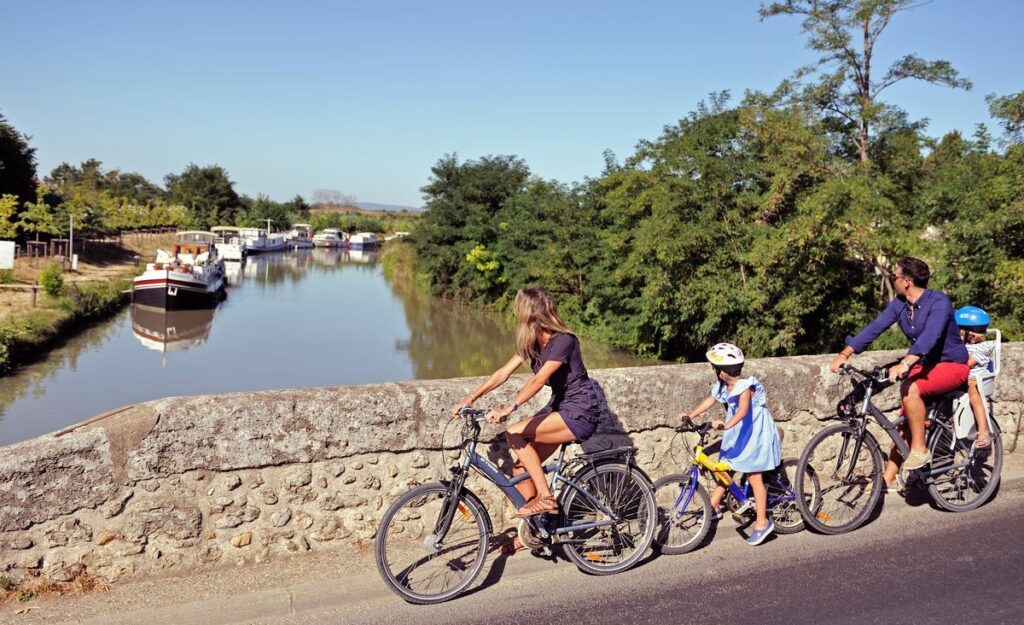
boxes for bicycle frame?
[841,371,972,483]
[432,424,625,543]
[671,440,796,517]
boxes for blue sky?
[1,1,1020,207]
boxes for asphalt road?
[255,488,1024,625]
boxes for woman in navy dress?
[452,287,601,523]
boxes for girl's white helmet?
[706,342,744,366]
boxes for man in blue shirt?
[829,257,969,480]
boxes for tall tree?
[0,110,37,211]
[0,195,19,239]
[18,183,58,241]
[987,90,1024,145]
[164,164,241,229]
[760,0,971,164]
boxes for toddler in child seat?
[955,306,995,449]
[678,343,781,546]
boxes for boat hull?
[132,274,225,310]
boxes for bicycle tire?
[796,423,883,535]
[769,458,819,535]
[927,418,1003,512]
[652,473,711,554]
[375,482,489,604]
[559,462,656,575]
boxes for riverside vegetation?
[404,1,1024,362]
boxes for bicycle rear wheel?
[796,423,883,535]
[652,473,711,554]
[768,459,819,535]
[374,483,489,604]
[559,463,656,575]
[927,419,1003,512]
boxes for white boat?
[287,223,315,249]
[312,228,349,248]
[349,232,379,250]
[211,226,246,261]
[240,227,288,254]
[132,231,226,309]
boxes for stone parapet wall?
[2,346,1021,583]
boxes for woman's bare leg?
[505,412,576,500]
[510,442,561,502]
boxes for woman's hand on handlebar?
[711,419,727,431]
[484,405,515,424]
[451,397,474,418]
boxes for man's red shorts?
[903,361,970,398]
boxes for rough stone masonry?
[1,347,1021,584]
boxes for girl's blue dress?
[712,376,781,473]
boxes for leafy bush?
[39,261,64,297]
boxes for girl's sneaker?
[710,507,723,521]
[746,520,774,546]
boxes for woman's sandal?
[515,495,558,517]
[498,536,525,555]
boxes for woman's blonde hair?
[514,286,573,362]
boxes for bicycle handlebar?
[677,417,713,435]
[456,407,487,421]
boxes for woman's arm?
[485,359,563,423]
[712,389,752,431]
[452,354,524,415]
[679,396,717,422]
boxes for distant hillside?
[357,201,423,212]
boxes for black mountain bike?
[375,407,657,604]
[794,362,1003,535]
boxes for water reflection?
[131,305,216,357]
[0,250,655,446]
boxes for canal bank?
[0,234,178,376]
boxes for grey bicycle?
[374,407,657,604]
[794,362,1003,535]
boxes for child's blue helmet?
[955,306,990,333]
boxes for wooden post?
[32,284,38,308]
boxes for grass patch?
[379,240,430,291]
[0,571,109,607]
[0,278,132,375]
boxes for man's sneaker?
[746,520,774,546]
[903,449,932,471]
[709,507,723,521]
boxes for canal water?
[0,249,655,446]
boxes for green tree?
[0,195,19,239]
[18,183,58,241]
[760,0,971,164]
[0,110,37,211]
[413,154,530,298]
[987,90,1024,145]
[164,164,241,229]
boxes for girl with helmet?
[955,306,995,449]
[678,342,782,545]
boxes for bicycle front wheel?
[796,423,883,535]
[559,463,656,575]
[374,482,489,604]
[927,418,1003,512]
[652,473,711,554]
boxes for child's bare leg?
[709,484,727,511]
[968,385,991,446]
[747,472,768,530]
